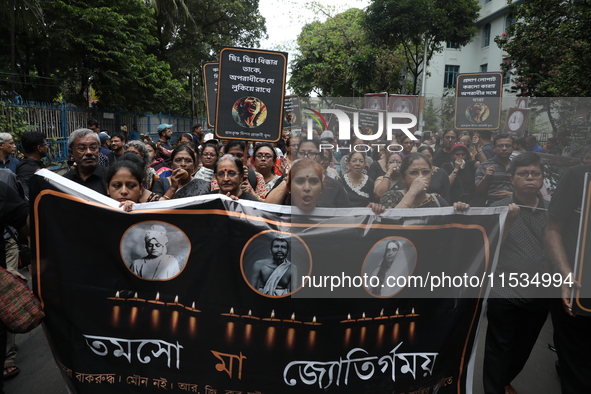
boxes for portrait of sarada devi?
[241,232,311,297]
[121,222,190,280]
[362,238,416,297]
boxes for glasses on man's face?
[297,151,319,159]
[514,171,543,179]
[255,154,273,161]
[407,169,432,177]
[216,170,239,179]
[202,153,217,158]
[75,144,99,153]
[173,157,194,164]
[444,136,457,140]
[496,144,513,149]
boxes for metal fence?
[0,99,199,164]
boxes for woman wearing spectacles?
[252,143,280,190]
[208,154,259,201]
[194,142,219,183]
[152,145,210,199]
[380,153,469,211]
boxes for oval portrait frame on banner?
[120,221,191,281]
[361,237,417,298]
[240,230,312,298]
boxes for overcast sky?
[258,0,371,60]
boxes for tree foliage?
[0,0,266,115]
[290,8,406,97]
[495,0,591,97]
[363,0,479,94]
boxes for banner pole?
[418,35,429,133]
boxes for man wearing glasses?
[63,128,108,195]
[0,133,19,173]
[484,152,549,394]
[474,134,514,206]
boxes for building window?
[480,64,488,72]
[444,65,460,89]
[505,14,515,36]
[482,24,491,47]
[447,42,460,49]
[485,0,492,3]
[503,70,511,85]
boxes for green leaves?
[290,8,405,97]
[496,0,591,97]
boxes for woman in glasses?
[209,154,259,201]
[380,153,468,210]
[152,145,210,199]
[194,142,219,183]
[252,143,280,190]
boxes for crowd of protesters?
[0,119,590,394]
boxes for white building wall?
[424,0,515,98]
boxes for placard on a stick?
[283,95,302,131]
[202,62,219,128]
[215,47,287,142]
[388,95,419,133]
[455,72,503,130]
[503,107,531,139]
[364,93,388,111]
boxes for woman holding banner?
[380,153,468,211]
[209,154,259,202]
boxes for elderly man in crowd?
[0,133,19,173]
[63,128,107,195]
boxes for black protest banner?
[203,62,219,128]
[503,107,531,139]
[455,72,503,130]
[358,109,385,137]
[573,172,591,316]
[215,47,287,142]
[31,173,503,394]
[282,95,301,131]
[364,93,388,111]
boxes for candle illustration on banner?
[304,316,321,326]
[391,308,403,318]
[226,321,235,344]
[265,326,276,349]
[241,310,260,320]
[358,312,372,322]
[376,324,385,347]
[341,313,355,323]
[286,327,296,350]
[109,291,124,327]
[148,292,165,305]
[283,313,301,324]
[221,307,239,317]
[263,310,281,322]
[375,308,388,320]
[406,307,419,317]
